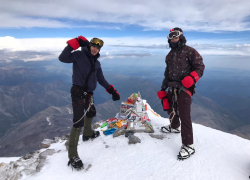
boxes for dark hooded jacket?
[162,35,205,90]
[58,45,110,92]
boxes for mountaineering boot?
[68,127,82,169]
[161,125,180,133]
[68,156,84,170]
[82,116,100,141]
[177,144,195,160]
[82,130,100,141]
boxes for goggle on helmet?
[167,30,183,40]
[90,38,104,49]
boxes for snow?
[46,117,51,126]
[1,104,250,180]
[67,108,72,114]
[0,157,20,164]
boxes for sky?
[0,0,250,69]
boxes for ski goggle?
[90,38,104,48]
[167,30,183,39]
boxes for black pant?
[71,85,96,128]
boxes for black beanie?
[173,27,183,33]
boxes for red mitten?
[157,90,167,100]
[67,38,80,50]
[181,71,199,88]
[157,90,170,111]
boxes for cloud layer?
[1,0,250,31]
[0,36,250,63]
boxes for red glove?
[67,36,89,50]
[157,90,170,111]
[181,71,199,88]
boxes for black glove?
[106,85,120,101]
[77,36,89,47]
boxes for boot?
[82,116,100,141]
[68,156,84,170]
[177,144,195,160]
[82,130,100,141]
[161,125,180,133]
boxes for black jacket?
[59,45,110,92]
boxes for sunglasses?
[90,38,104,48]
[167,31,183,39]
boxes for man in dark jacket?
[59,36,120,169]
[157,27,205,160]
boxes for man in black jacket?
[59,36,120,169]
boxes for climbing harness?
[169,88,179,124]
[73,95,94,125]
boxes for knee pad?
[86,105,96,118]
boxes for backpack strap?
[84,56,96,92]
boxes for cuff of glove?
[106,85,115,94]
[67,38,79,50]
[190,71,199,82]
[162,98,170,111]
[157,90,170,111]
[181,71,199,88]
[157,90,167,100]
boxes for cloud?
[0,15,70,28]
[0,36,250,63]
[100,53,154,61]
[1,0,250,32]
[0,49,55,62]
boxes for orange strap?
[185,89,192,97]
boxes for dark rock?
[128,135,141,144]
[149,134,164,140]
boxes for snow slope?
[1,104,250,180]
[0,157,20,164]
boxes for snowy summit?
[0,103,250,180]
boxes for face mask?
[170,40,179,49]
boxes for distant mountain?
[119,67,250,130]
[95,74,246,132]
[95,100,121,120]
[0,104,102,157]
[201,92,250,125]
[0,105,72,157]
[0,66,70,86]
[230,125,250,140]
[1,67,249,157]
[0,80,71,138]
[191,94,244,132]
[1,75,246,157]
